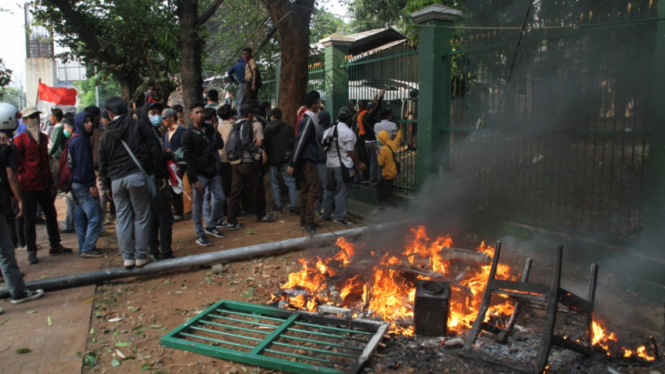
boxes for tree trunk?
[117,76,138,104]
[265,0,315,127]
[178,0,203,124]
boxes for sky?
[0,1,349,92]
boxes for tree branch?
[43,0,118,65]
[197,0,225,27]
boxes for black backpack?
[227,120,252,164]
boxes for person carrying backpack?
[181,102,226,247]
[67,112,105,258]
[374,129,403,212]
[226,104,274,231]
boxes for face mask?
[150,115,162,127]
[64,129,70,138]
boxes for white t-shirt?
[374,119,398,140]
[323,122,356,169]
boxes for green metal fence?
[443,2,657,242]
[259,78,278,108]
[308,62,326,104]
[342,44,419,196]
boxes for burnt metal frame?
[461,241,598,374]
[160,300,388,374]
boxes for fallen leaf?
[148,325,162,329]
[111,359,121,367]
[0,319,9,326]
[115,349,126,359]
[140,363,151,371]
[25,310,37,314]
[108,317,123,322]
[157,327,167,332]
[16,348,31,354]
[115,342,131,348]
[47,316,52,327]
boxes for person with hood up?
[138,102,175,260]
[68,112,105,258]
[375,129,402,212]
[98,97,167,269]
[0,103,46,306]
[14,106,73,264]
[227,57,246,107]
[263,108,296,213]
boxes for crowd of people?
[0,46,404,310]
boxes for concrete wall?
[25,57,57,108]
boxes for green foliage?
[0,59,13,101]
[310,6,343,44]
[73,75,121,110]
[34,0,180,100]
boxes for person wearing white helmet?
[0,103,45,308]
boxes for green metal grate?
[160,300,388,374]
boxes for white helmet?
[0,103,18,131]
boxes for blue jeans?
[365,141,378,183]
[71,183,103,254]
[269,164,297,209]
[0,217,26,297]
[323,167,350,221]
[203,185,225,228]
[112,172,152,260]
[63,193,75,230]
[193,175,225,238]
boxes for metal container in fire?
[414,280,450,337]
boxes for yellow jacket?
[377,130,402,180]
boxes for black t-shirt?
[0,142,18,212]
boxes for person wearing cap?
[321,107,367,226]
[138,102,176,260]
[68,112,105,258]
[14,106,73,264]
[163,108,185,221]
[0,104,46,305]
[98,97,167,269]
[263,108,297,213]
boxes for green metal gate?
[442,2,657,243]
[161,300,388,374]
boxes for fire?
[271,226,518,336]
[592,318,656,361]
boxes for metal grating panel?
[160,300,388,374]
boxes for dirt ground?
[76,207,665,374]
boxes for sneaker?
[304,223,317,235]
[271,204,283,212]
[216,222,227,229]
[287,205,300,214]
[11,289,44,305]
[333,219,353,226]
[80,249,106,258]
[173,215,184,221]
[204,228,226,238]
[124,259,135,269]
[135,255,155,268]
[49,245,73,256]
[27,251,38,264]
[197,236,212,246]
[255,214,276,222]
[158,253,176,261]
[60,228,75,234]
[226,223,244,231]
[17,246,26,251]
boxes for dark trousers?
[2,193,18,247]
[356,134,369,181]
[149,187,174,257]
[227,163,266,225]
[220,163,232,217]
[376,177,395,207]
[23,189,60,252]
[298,163,319,224]
[244,79,259,102]
[171,190,183,217]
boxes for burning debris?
[267,225,660,371]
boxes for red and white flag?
[36,82,77,116]
[167,160,191,200]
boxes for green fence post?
[643,2,665,257]
[410,5,462,192]
[272,52,281,107]
[319,33,354,117]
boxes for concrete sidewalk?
[0,196,111,374]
